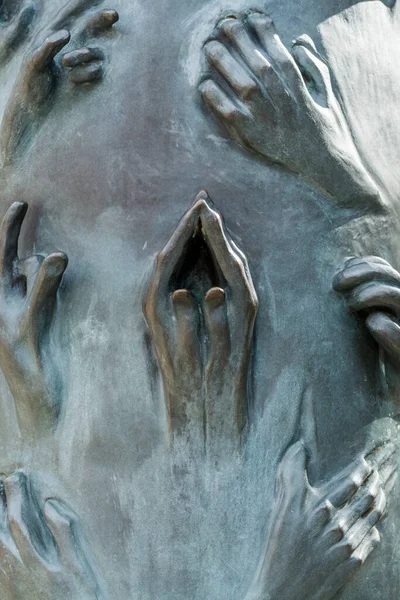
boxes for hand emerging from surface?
[247,440,397,600]
[334,256,400,400]
[144,191,258,457]
[0,202,68,438]
[0,470,108,600]
[200,12,380,209]
[0,0,119,165]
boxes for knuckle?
[349,476,359,494]
[259,63,274,80]
[341,539,355,557]
[224,107,241,122]
[350,555,363,569]
[365,490,377,505]
[238,79,259,101]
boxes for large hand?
[333,256,400,400]
[200,12,380,209]
[247,441,397,600]
[0,470,108,600]
[0,202,68,438]
[144,191,258,456]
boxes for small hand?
[0,470,108,600]
[0,1,119,163]
[0,202,68,438]
[200,12,380,209]
[333,256,400,398]
[1,28,71,164]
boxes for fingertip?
[69,61,103,84]
[43,252,68,278]
[204,287,225,309]
[101,9,119,27]
[172,289,193,307]
[332,270,345,292]
[62,47,104,68]
[192,189,213,215]
[47,29,71,48]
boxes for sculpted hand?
[0,470,108,600]
[247,441,397,600]
[0,0,119,164]
[144,191,258,456]
[1,27,70,164]
[0,202,68,438]
[200,12,380,209]
[333,256,400,399]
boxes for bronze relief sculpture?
[0,0,397,598]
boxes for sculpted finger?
[204,287,230,369]
[346,282,400,314]
[320,552,371,597]
[5,471,57,566]
[291,37,331,104]
[0,202,27,284]
[277,440,310,500]
[246,12,304,95]
[31,29,71,71]
[204,40,261,103]
[332,471,380,537]
[321,456,372,508]
[351,526,381,563]
[172,289,200,370]
[199,78,248,133]
[24,252,68,331]
[80,9,119,38]
[0,477,19,565]
[344,256,392,269]
[199,201,257,310]
[68,61,103,83]
[44,499,79,571]
[62,46,104,67]
[346,489,386,550]
[365,312,400,359]
[144,193,204,322]
[218,17,284,101]
[52,0,103,30]
[333,262,400,293]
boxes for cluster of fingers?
[30,8,119,85]
[0,470,77,572]
[172,286,230,365]
[0,202,68,319]
[313,443,397,568]
[145,192,257,366]
[333,256,400,358]
[62,9,119,84]
[200,11,331,125]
